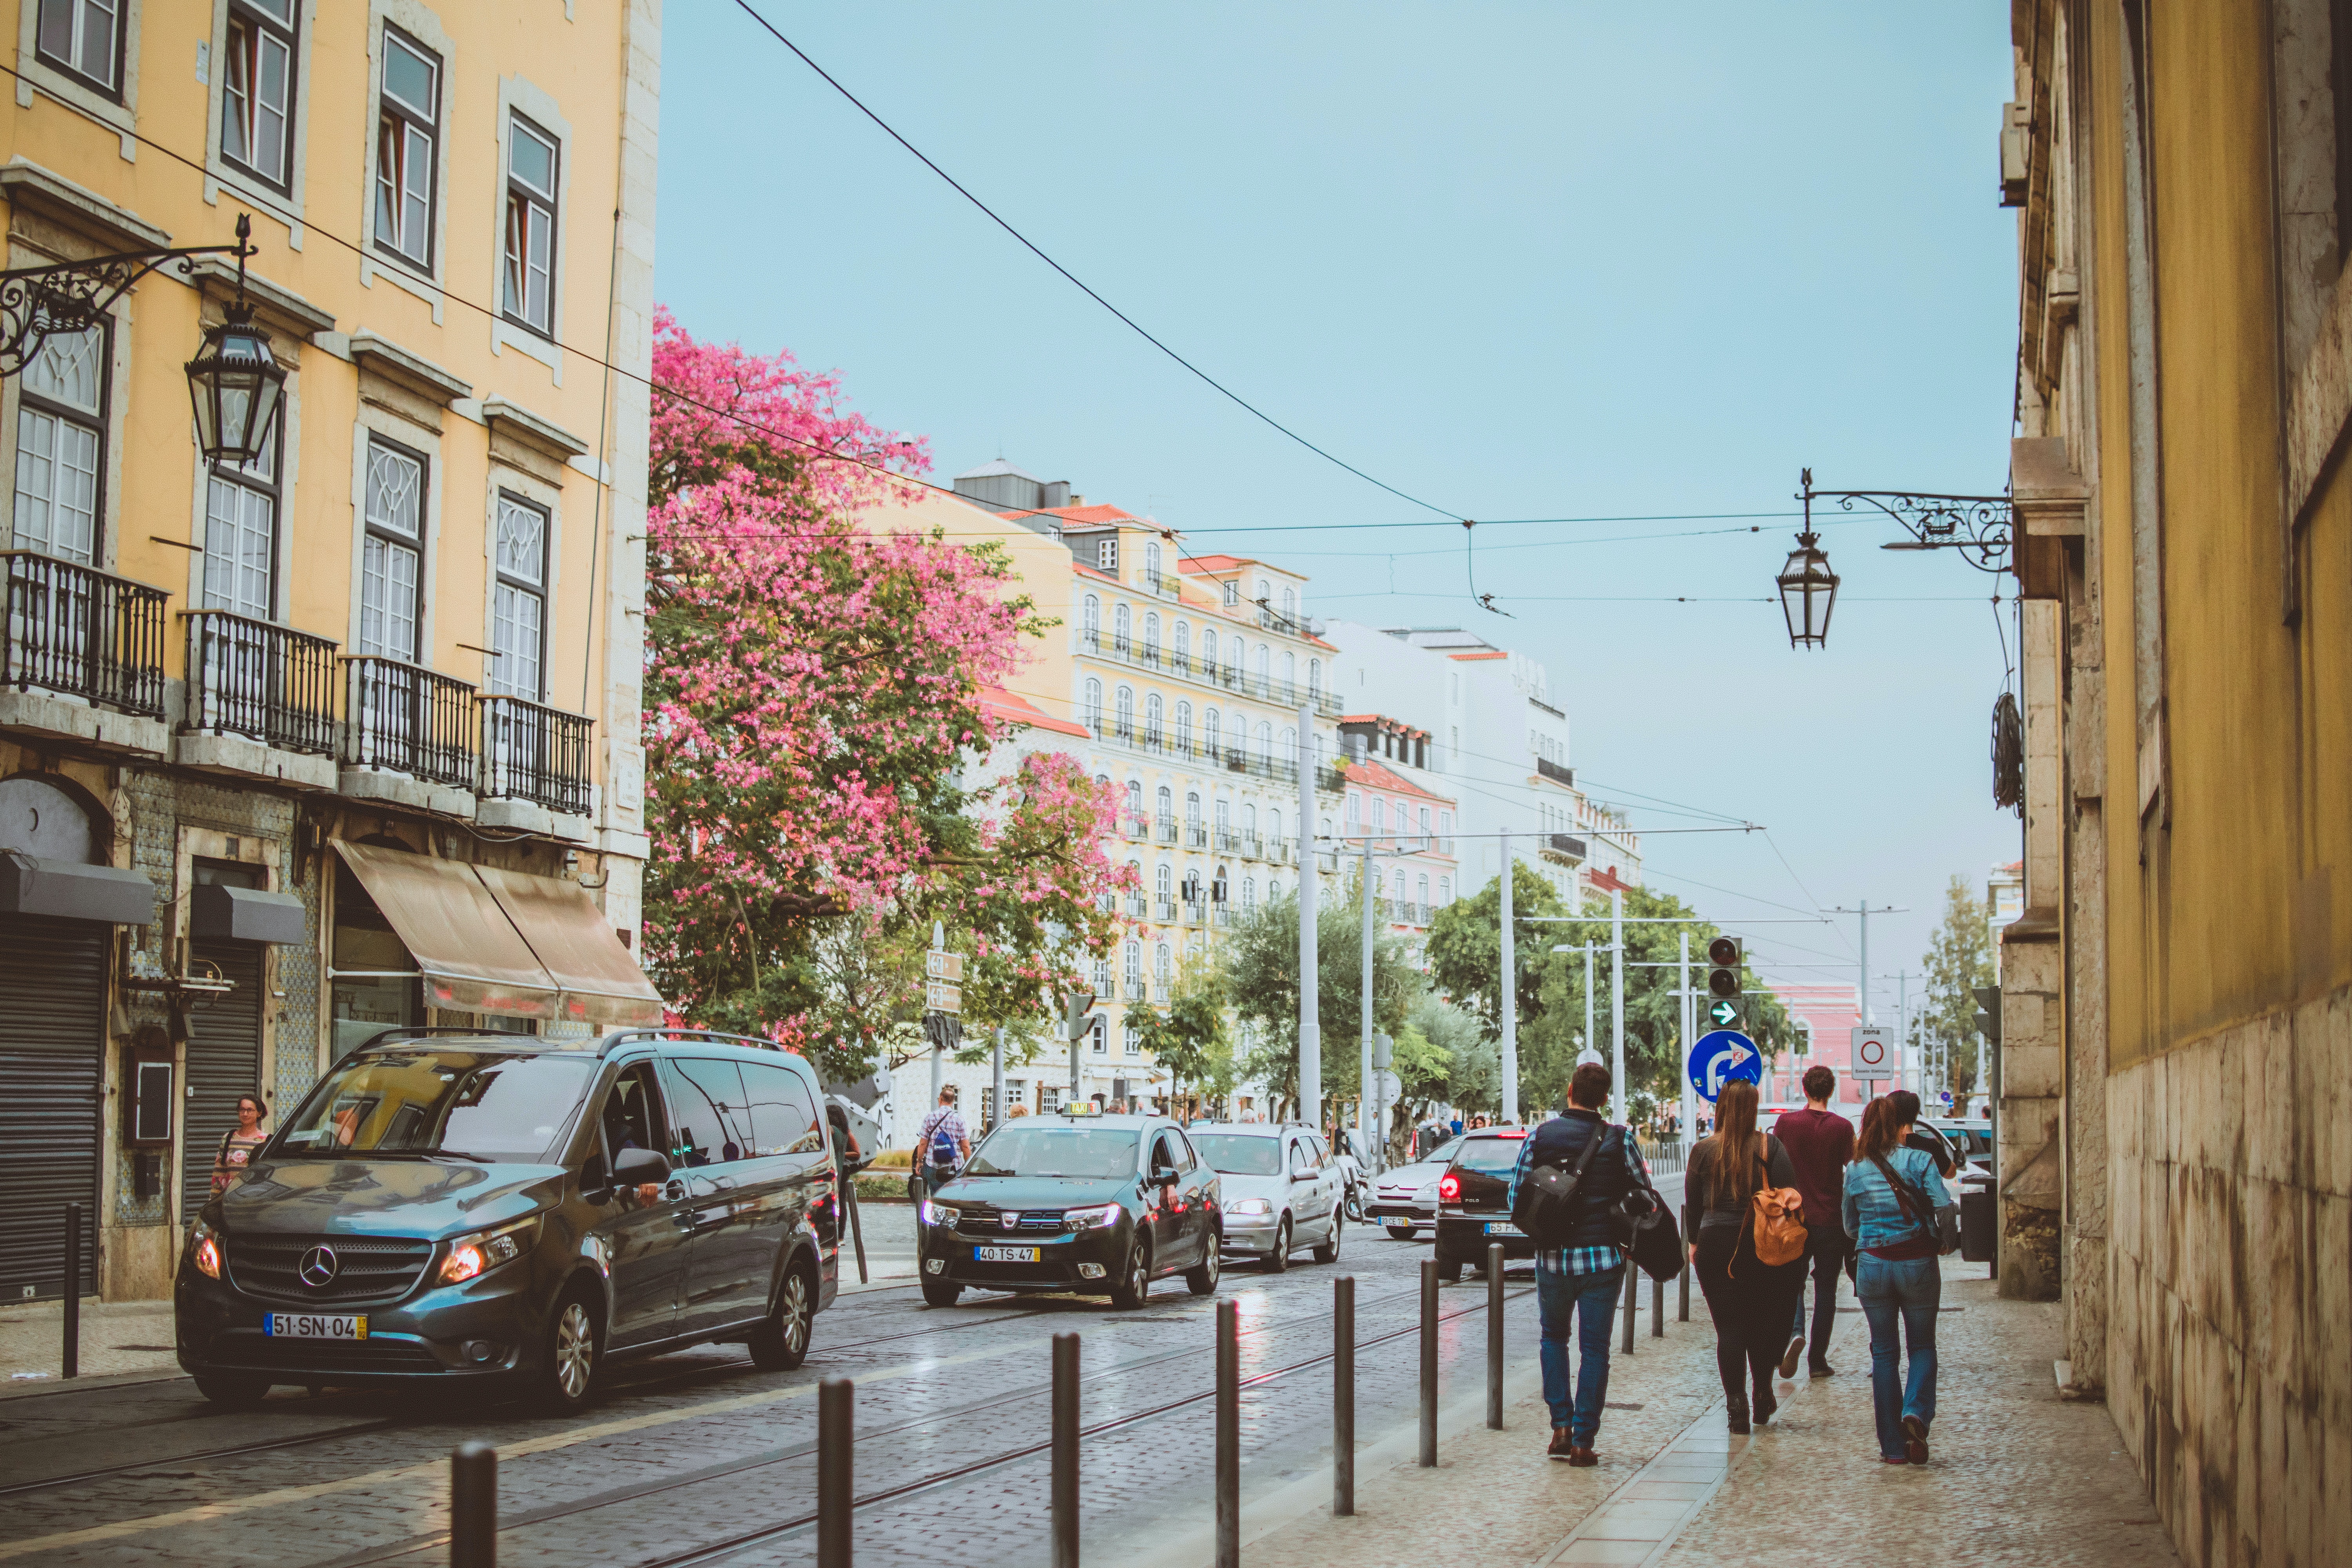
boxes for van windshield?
[964,1125,1140,1179]
[278,1050,592,1162]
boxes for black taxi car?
[1433,1126,1534,1281]
[915,1112,1221,1308]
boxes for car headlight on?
[1225,1198,1272,1216]
[920,1200,961,1227]
[190,1219,222,1280]
[1064,1203,1123,1230]
[437,1216,541,1286]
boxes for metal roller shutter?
[183,940,265,1220]
[0,913,105,1301]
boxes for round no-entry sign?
[1857,1035,1887,1067]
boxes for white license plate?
[973,1246,1040,1263]
[1483,1222,1523,1237]
[264,1312,368,1339]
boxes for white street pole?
[1360,838,1376,1144]
[1499,830,1518,1125]
[1858,898,1870,1026]
[1297,706,1318,1134]
[991,1025,1005,1134]
[1679,930,1694,1152]
[1583,941,1596,1065]
[1610,885,1626,1125]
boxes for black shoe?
[1777,1334,1806,1379]
[1753,1388,1778,1426]
[1726,1399,1751,1436]
[1808,1359,1836,1377]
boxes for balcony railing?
[1537,756,1575,787]
[344,656,477,788]
[1119,813,1148,840]
[1126,890,1148,918]
[1183,902,1205,926]
[1239,831,1263,860]
[1155,816,1178,843]
[181,610,338,755]
[1541,833,1588,865]
[1212,906,1233,928]
[480,693,594,815]
[1077,622,1343,717]
[2,550,167,718]
[1214,828,1240,853]
[1154,898,1178,922]
[1187,824,1208,848]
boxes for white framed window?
[1082,678,1102,730]
[489,492,548,699]
[503,112,559,336]
[1113,601,1130,652]
[1115,685,1134,739]
[11,325,107,564]
[358,435,425,661]
[35,0,123,96]
[1143,611,1160,656]
[1200,627,1217,671]
[1144,693,1163,745]
[202,414,281,620]
[1097,537,1118,573]
[1174,701,1192,752]
[1221,579,1238,607]
[1145,540,1161,581]
[375,24,441,271]
[1091,1015,1108,1056]
[1204,708,1221,755]
[1082,593,1100,646]
[221,0,296,190]
[1439,877,1452,905]
[1308,658,1321,695]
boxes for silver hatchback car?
[1188,1123,1346,1271]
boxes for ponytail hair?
[1854,1096,1898,1163]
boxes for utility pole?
[1297,706,1318,1134]
[1832,900,1904,1028]
[1584,941,1596,1068]
[1679,930,1694,1150]
[1610,884,1625,1125]
[1360,838,1376,1146]
[1499,830,1517,1125]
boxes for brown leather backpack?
[1732,1142,1808,1272]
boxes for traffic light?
[1973,985,2001,1044]
[1064,988,1098,1042]
[1706,936,1743,998]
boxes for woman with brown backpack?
[1682,1079,1807,1432]
[1844,1090,1957,1464]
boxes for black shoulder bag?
[1868,1153,1960,1256]
[1509,1122,1604,1249]
[1609,1140,1686,1282]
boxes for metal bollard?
[1333,1277,1354,1517]
[62,1202,80,1380]
[1653,1270,1664,1338]
[1418,1258,1437,1466]
[1621,1261,1636,1354]
[1053,1333,1080,1568]
[818,1379,853,1568]
[450,1442,496,1568]
[1216,1300,1239,1567]
[1679,1252,1690,1321]
[1485,1243,1504,1430]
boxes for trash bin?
[1961,1189,1995,1263]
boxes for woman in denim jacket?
[1842,1090,1955,1465]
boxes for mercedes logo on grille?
[298,1244,340,1288]
[999,1212,1021,1230]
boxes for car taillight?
[1438,1174,1460,1204]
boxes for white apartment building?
[1322,624,1641,907]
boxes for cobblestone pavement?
[2,1300,181,1382]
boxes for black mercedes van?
[175,1029,842,1412]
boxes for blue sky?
[655,2,2022,1031]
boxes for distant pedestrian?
[1773,1065,1855,1378]
[1683,1079,1804,1432]
[1845,1090,1956,1465]
[1509,1062,1649,1466]
[915,1087,970,1201]
[211,1093,269,1198]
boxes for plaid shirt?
[1508,1115,1651,1279]
[918,1107,969,1164]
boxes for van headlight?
[437,1216,541,1285]
[190,1219,223,1279]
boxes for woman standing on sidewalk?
[1844,1090,1955,1465]
[210,1094,269,1198]
[1682,1079,1804,1432]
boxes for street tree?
[1918,874,1994,1097]
[1222,887,1423,1111]
[1129,958,1234,1117]
[639,310,1129,1083]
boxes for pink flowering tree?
[642,309,1127,1082]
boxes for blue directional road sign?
[1688,1029,1764,1103]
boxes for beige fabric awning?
[332,840,664,1027]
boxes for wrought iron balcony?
[181,610,337,755]
[1215,827,1240,853]
[1154,898,1178,922]
[344,656,477,788]
[1120,814,1149,840]
[479,694,594,815]
[1541,833,1588,866]
[1183,902,1205,926]
[2,550,167,718]
[1155,816,1178,843]
[1537,757,1575,787]
[1239,831,1263,860]
[1187,824,1209,848]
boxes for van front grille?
[227,1234,436,1305]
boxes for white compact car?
[1189,1123,1347,1270]
[1364,1134,1463,1240]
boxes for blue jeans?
[1855,1253,1939,1458]
[1536,1264,1623,1444]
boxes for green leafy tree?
[1223,886,1423,1111]
[1130,959,1234,1114]
[1919,875,1994,1097]
[1425,862,1564,1038]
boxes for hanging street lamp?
[0,211,267,464]
[1775,467,2019,648]
[1777,470,1840,649]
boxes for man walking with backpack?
[1773,1065,1855,1378]
[914,1085,971,1202]
[1508,1062,1652,1466]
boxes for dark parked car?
[176,1030,841,1413]
[1433,1127,1532,1281]
[916,1113,1220,1308]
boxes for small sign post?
[1851,1025,1895,1083]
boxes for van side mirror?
[615,1146,671,1183]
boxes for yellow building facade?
[2004,4,2350,1562]
[0,1,659,1301]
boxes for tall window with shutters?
[490,494,548,698]
[358,437,426,662]
[374,25,441,271]
[12,325,107,564]
[503,113,559,336]
[221,0,297,190]
[202,415,281,620]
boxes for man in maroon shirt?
[1773,1065,1855,1377]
